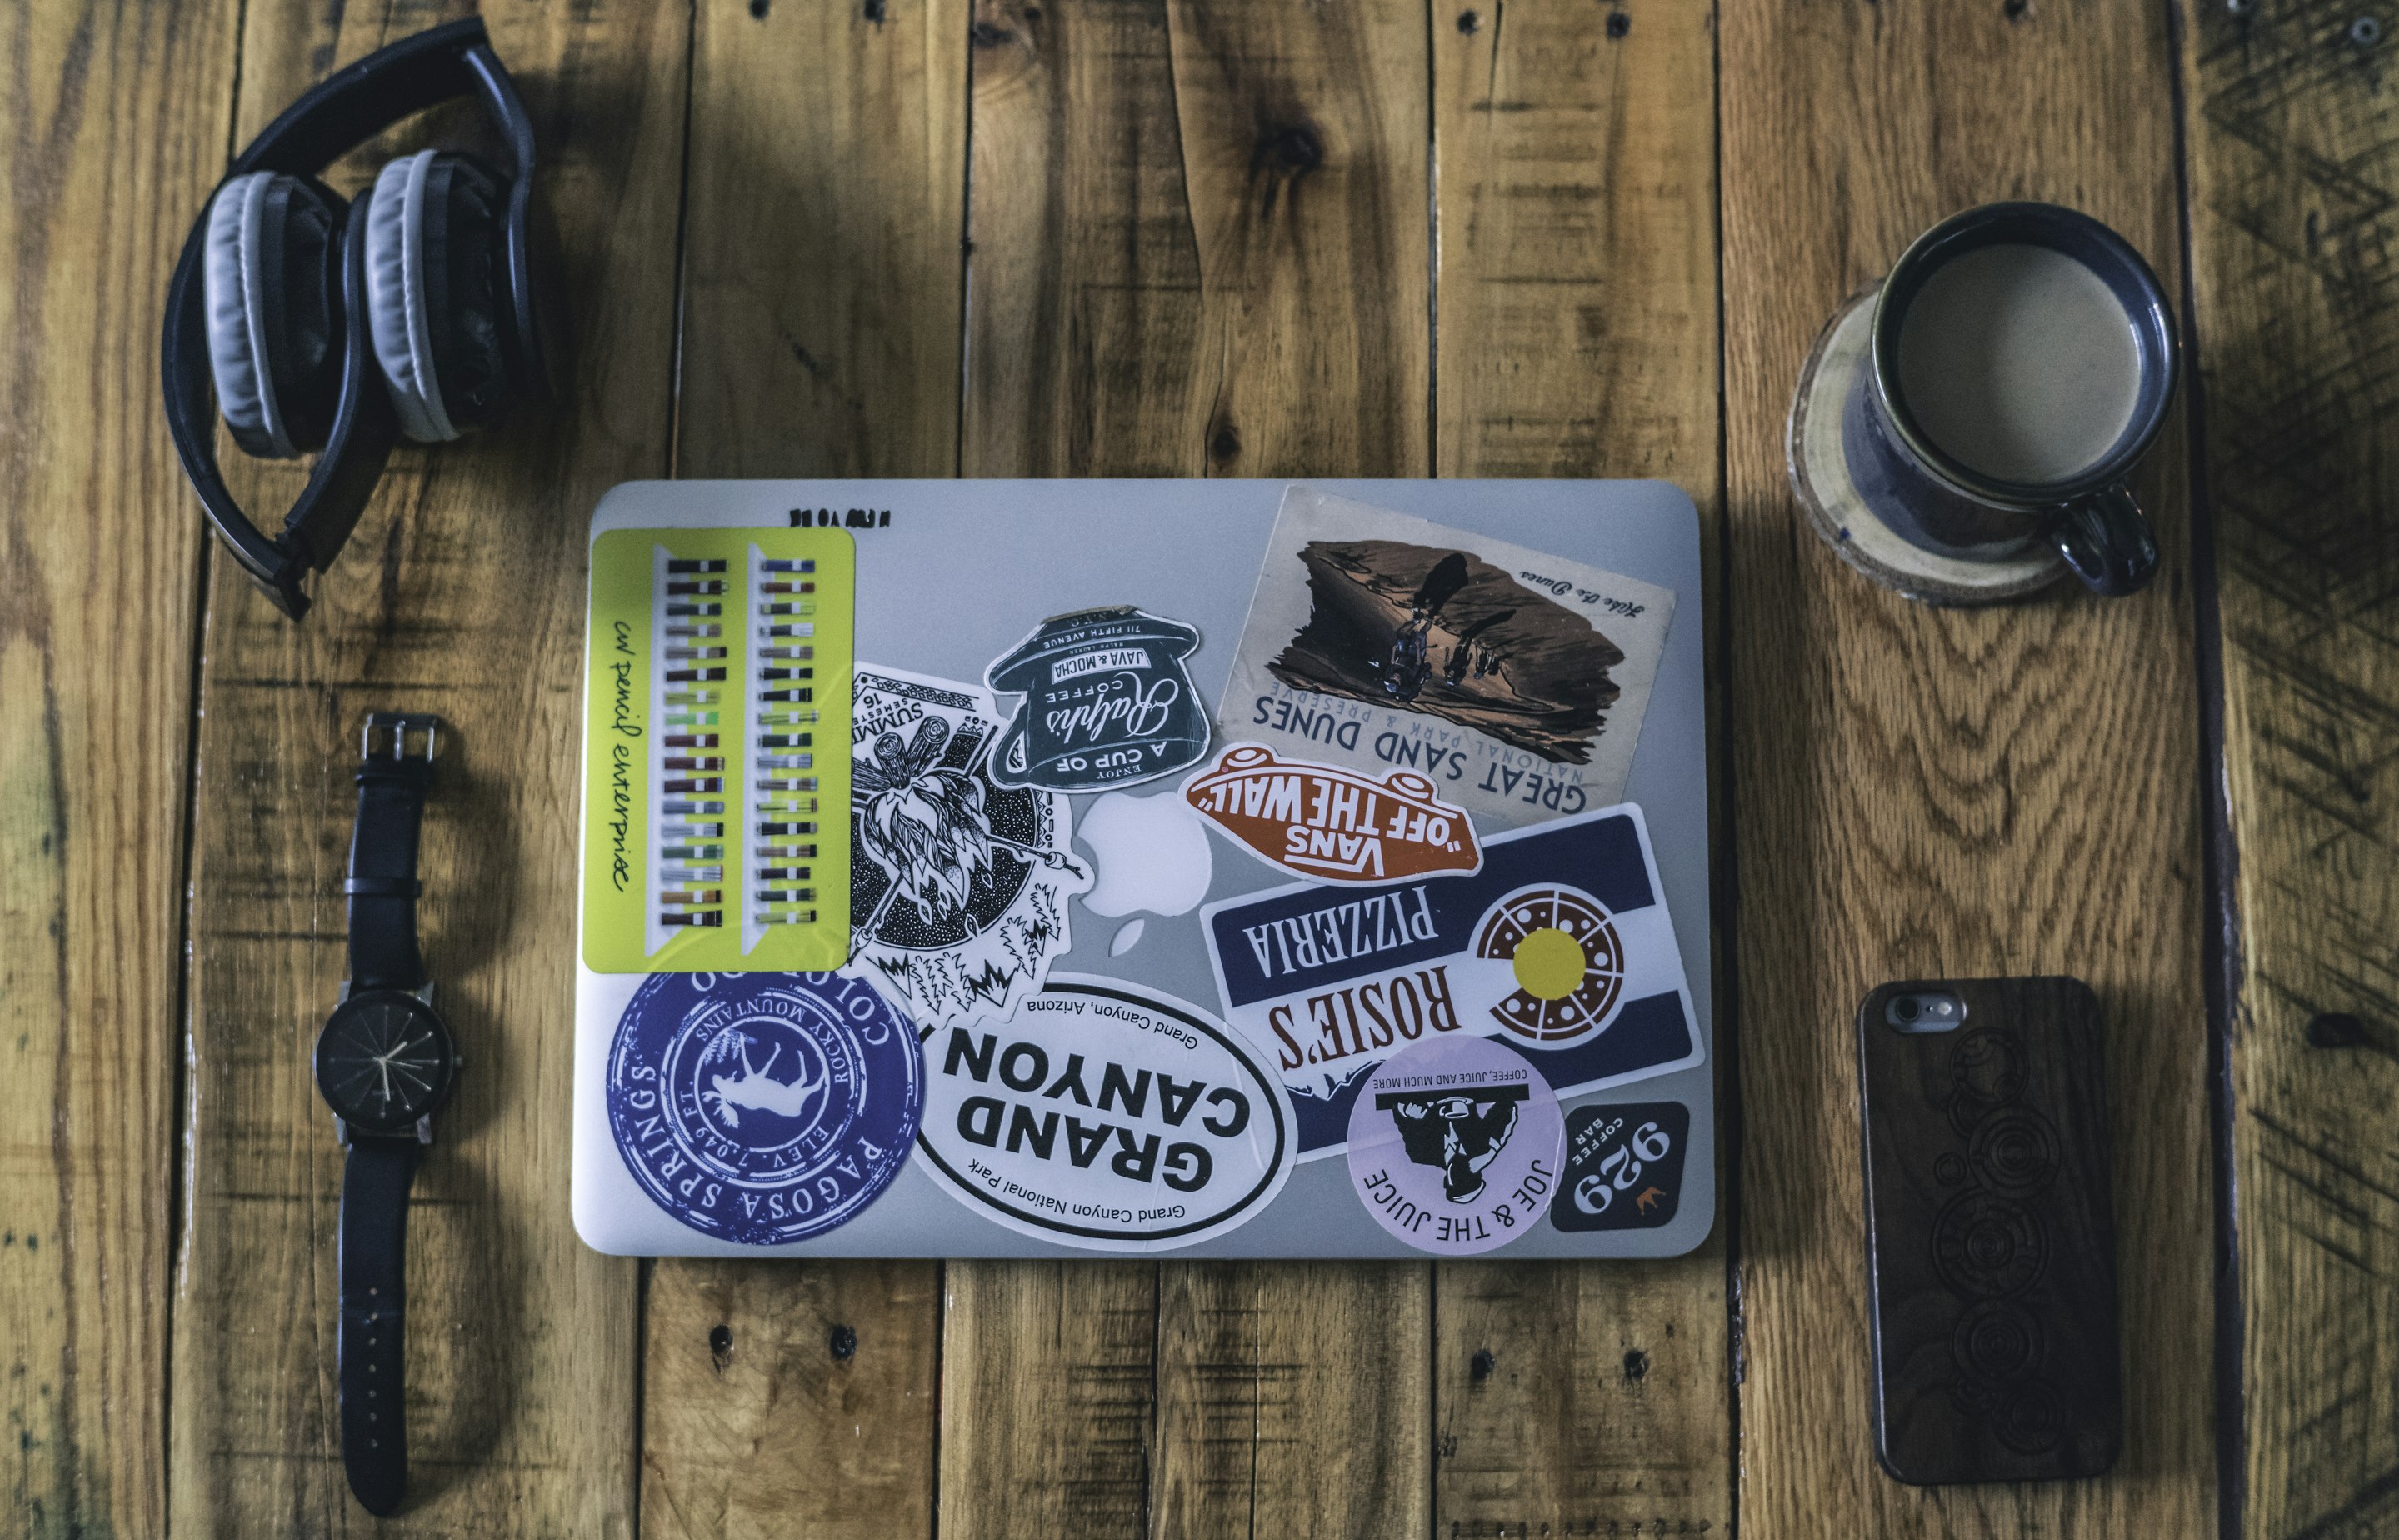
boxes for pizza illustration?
[1472,885,1626,1043]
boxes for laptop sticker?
[1550,1100,1691,1232]
[986,606,1211,792]
[1202,803,1701,1159]
[1219,485,1675,833]
[849,665,1092,1029]
[1182,742,1482,884]
[607,970,922,1245]
[912,976,1297,1252]
[1345,1033,1565,1255]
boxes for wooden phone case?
[1856,977,2122,1485]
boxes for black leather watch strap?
[347,715,436,992]
[337,1135,421,1516]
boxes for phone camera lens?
[1894,996,1922,1022]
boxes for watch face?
[315,991,457,1136]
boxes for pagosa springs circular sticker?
[1345,1033,1563,1255]
[608,971,922,1245]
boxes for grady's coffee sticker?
[1550,1100,1690,1232]
[914,976,1296,1251]
[1202,803,1702,1158]
[987,607,1210,792]
[607,971,922,1245]
[1345,1034,1564,1255]
[1182,742,1482,884]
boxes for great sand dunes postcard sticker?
[1217,486,1675,833]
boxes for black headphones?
[163,18,555,619]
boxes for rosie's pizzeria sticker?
[914,976,1297,1251]
[1182,743,1482,884]
[1346,1034,1563,1255]
[987,607,1210,792]
[1203,803,1701,1158]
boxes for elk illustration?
[702,1037,827,1130]
[850,717,1084,953]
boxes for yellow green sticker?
[581,526,854,972]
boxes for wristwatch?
[312,713,460,1516]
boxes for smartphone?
[1856,976,2122,1484]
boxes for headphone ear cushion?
[365,150,513,442]
[417,152,512,433]
[202,172,337,458]
[364,150,453,442]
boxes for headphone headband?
[162,18,544,619]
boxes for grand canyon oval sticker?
[1182,743,1482,884]
[914,976,1296,1252]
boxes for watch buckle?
[362,712,441,763]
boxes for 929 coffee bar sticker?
[1202,803,1702,1158]
[913,976,1297,1252]
[1550,1099,1690,1232]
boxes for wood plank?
[1430,0,1730,1532]
[962,0,1430,478]
[639,0,963,1533]
[2181,4,2399,1533]
[954,0,1430,1531]
[0,3,240,1536]
[1717,0,2215,1532]
[167,3,687,1532]
[671,0,968,482]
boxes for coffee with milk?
[1894,242,2142,488]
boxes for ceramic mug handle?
[2048,483,2159,597]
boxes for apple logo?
[1073,790,1214,928]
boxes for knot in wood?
[1256,123,1325,176]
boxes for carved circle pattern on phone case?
[1945,1025,2027,1133]
[1992,1381,2070,1455]
[1969,1107,2062,1198]
[1934,1025,2066,1452]
[1950,1299,2044,1386]
[1931,1189,2049,1298]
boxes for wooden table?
[6,0,2392,1534]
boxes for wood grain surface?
[1719,0,2216,1532]
[637,1,962,1534]
[0,4,240,1537]
[953,0,1435,1532]
[1430,0,1732,1534]
[168,3,686,1535]
[12,0,2392,1531]
[2182,4,2399,1534]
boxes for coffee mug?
[1841,202,2175,597]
